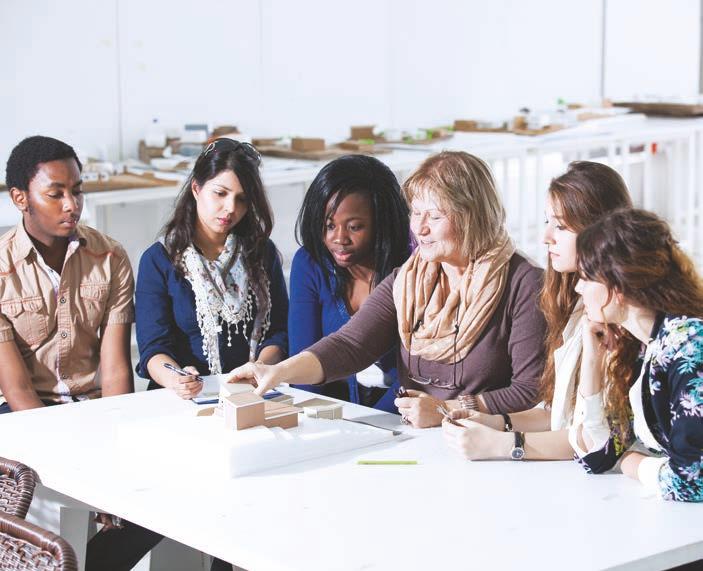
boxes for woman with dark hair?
[443,161,633,461]
[573,208,703,502]
[135,138,288,399]
[289,154,410,410]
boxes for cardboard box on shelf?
[453,119,479,131]
[453,119,508,133]
[291,137,325,152]
[350,125,376,139]
[138,137,181,163]
[512,115,528,130]
[339,140,375,152]
[210,125,240,140]
[252,137,282,147]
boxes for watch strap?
[501,412,512,432]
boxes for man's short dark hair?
[5,136,82,191]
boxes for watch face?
[511,447,525,460]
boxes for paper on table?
[194,374,254,399]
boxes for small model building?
[296,397,344,420]
[223,393,299,431]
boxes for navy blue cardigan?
[135,240,288,380]
[288,247,399,412]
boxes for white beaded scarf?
[181,234,271,373]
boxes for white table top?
[1,388,701,570]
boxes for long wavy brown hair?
[539,162,632,410]
[577,208,703,436]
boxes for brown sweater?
[308,253,546,414]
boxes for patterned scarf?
[393,233,515,364]
[181,234,271,373]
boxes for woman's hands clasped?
[442,409,513,460]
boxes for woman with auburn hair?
[574,208,703,502]
[225,151,546,429]
[443,161,633,461]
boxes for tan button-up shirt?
[0,222,134,404]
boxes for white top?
[550,300,583,430]
[550,300,613,453]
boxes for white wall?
[1,0,700,172]
[604,0,701,99]
[0,0,121,168]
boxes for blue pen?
[163,362,204,382]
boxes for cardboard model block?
[263,401,299,430]
[223,393,265,430]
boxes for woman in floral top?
[572,208,703,502]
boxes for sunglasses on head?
[202,138,261,165]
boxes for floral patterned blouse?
[577,314,703,502]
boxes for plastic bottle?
[145,118,166,148]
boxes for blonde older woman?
[227,151,546,428]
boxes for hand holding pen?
[163,362,203,400]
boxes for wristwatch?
[510,431,525,460]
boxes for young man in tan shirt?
[1,136,161,570]
[1,136,134,410]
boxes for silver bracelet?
[458,394,479,411]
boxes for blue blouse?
[288,247,399,412]
[135,240,288,380]
[578,314,703,502]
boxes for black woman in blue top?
[288,155,410,411]
[573,209,703,502]
[135,139,288,399]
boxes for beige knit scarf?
[393,234,515,364]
